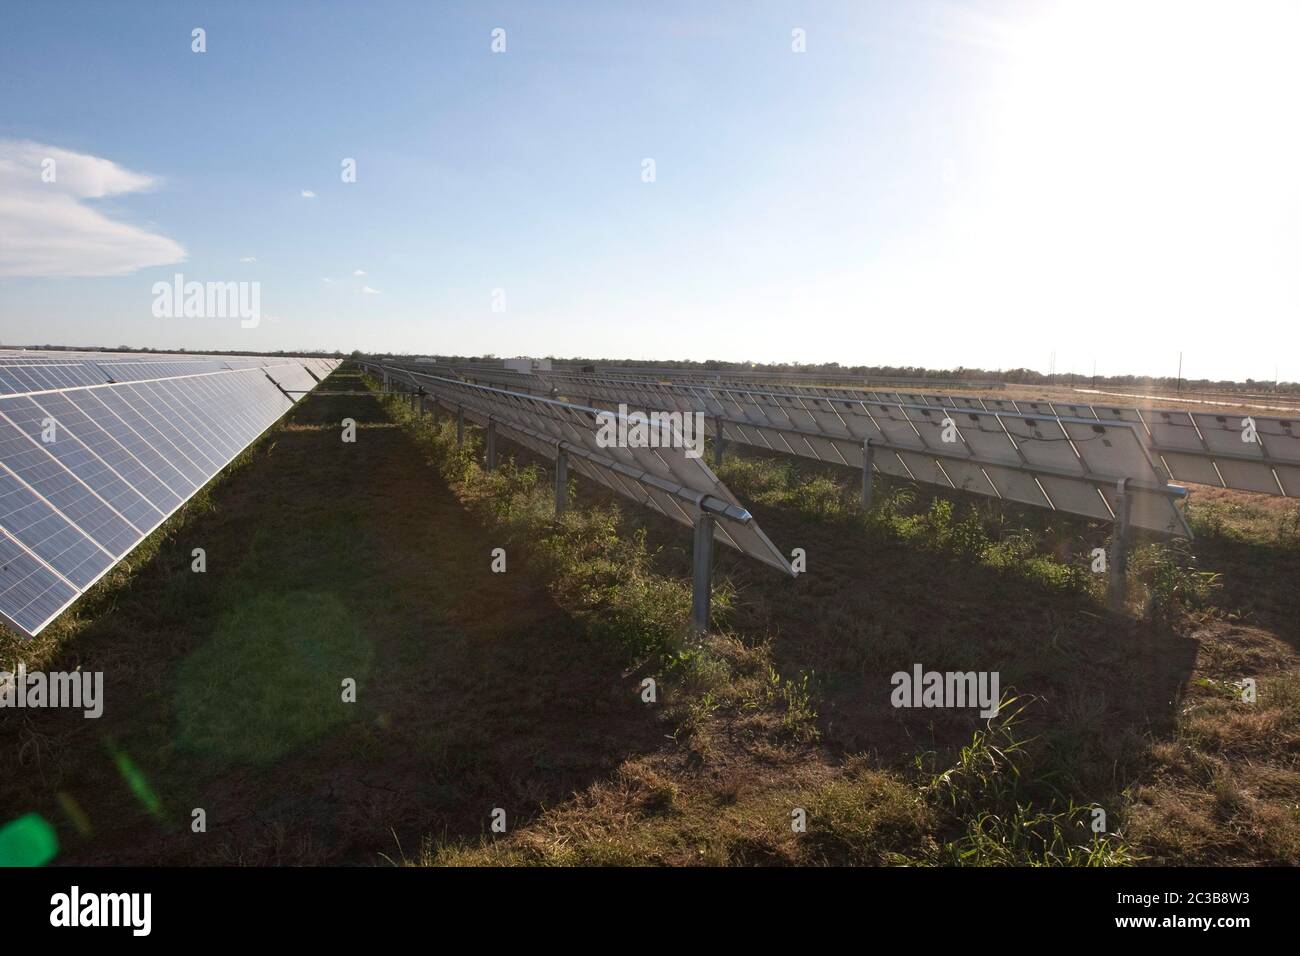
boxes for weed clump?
[919,699,1140,865]
[720,452,1098,598]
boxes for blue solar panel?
[23,391,183,514]
[0,396,160,535]
[0,361,108,395]
[0,467,111,588]
[0,414,141,557]
[0,532,78,635]
[0,353,338,636]
[66,389,200,500]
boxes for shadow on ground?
[0,373,664,865]
[617,444,1204,801]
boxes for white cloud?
[361,286,381,295]
[322,277,334,283]
[239,256,256,263]
[0,139,186,277]
[353,269,366,276]
[301,189,316,198]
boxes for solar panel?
[0,352,339,637]
[0,361,109,394]
[0,532,78,636]
[543,365,1007,391]
[263,363,322,399]
[455,365,551,394]
[545,372,1191,536]
[547,369,1300,502]
[378,365,794,576]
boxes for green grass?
[717,447,1237,617]
[920,699,1139,865]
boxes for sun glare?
[985,1,1300,339]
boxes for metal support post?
[1108,478,1131,611]
[861,439,875,509]
[554,446,569,514]
[485,419,497,470]
[691,509,716,634]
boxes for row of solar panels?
[544,370,1300,501]
[553,365,1006,390]
[837,388,1300,497]
[456,365,549,391]
[409,361,1300,497]
[366,363,795,576]
[535,370,1190,536]
[0,351,339,396]
[0,352,341,637]
[386,361,1192,532]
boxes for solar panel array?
[0,351,339,395]
[920,395,1300,498]
[361,362,1300,500]
[0,351,340,637]
[372,364,794,576]
[456,365,553,393]
[542,371,1190,536]
[548,370,1300,502]
[552,365,1006,390]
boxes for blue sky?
[2,0,1298,381]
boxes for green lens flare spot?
[105,742,165,819]
[0,813,59,867]
[175,590,372,763]
[55,792,93,837]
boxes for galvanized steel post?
[861,439,875,509]
[691,508,716,634]
[554,446,569,514]
[1108,478,1131,611]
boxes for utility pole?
[1177,352,1183,393]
